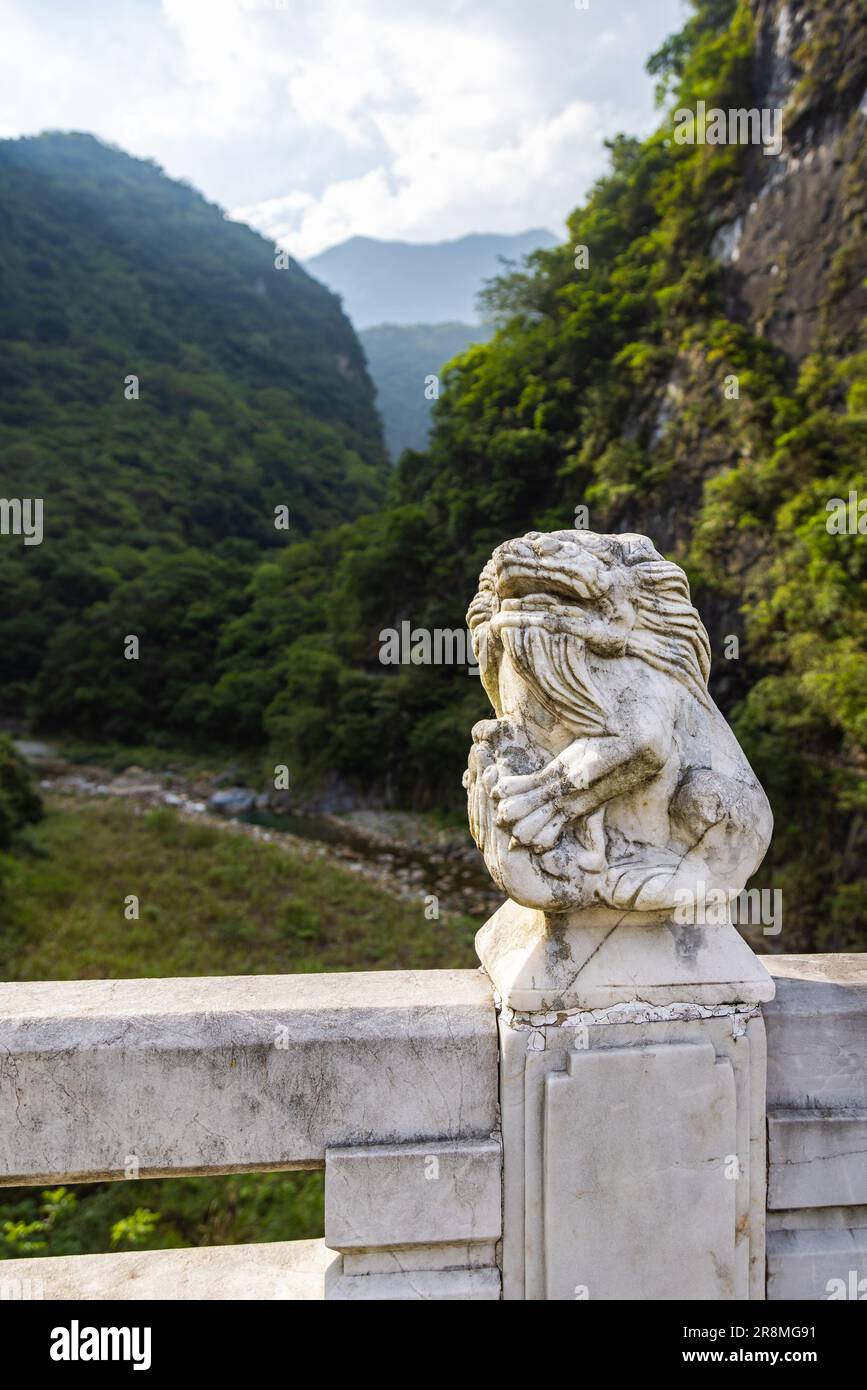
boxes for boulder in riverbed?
[208,787,256,818]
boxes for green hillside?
[0,132,387,740]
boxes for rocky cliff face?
[716,0,867,362]
[618,0,867,633]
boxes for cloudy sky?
[0,0,685,258]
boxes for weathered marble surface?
[544,1041,737,1299]
[476,898,775,1012]
[0,970,497,1184]
[764,955,867,1300]
[324,1138,502,1300]
[0,1240,334,1300]
[769,1113,867,1209]
[767,1225,867,1302]
[767,1209,867,1301]
[764,954,867,1110]
[325,1139,501,1250]
[499,1007,767,1301]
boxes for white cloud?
[250,99,610,261]
[0,0,686,256]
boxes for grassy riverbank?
[0,797,477,1258]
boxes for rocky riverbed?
[20,744,502,921]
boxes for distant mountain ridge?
[305,229,558,328]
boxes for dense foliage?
[0,132,387,739]
[0,734,41,851]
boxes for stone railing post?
[464,528,776,1300]
[323,1139,502,1299]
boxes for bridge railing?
[1,956,865,1300]
[0,969,502,1300]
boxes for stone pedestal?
[477,900,776,1010]
[481,907,775,1301]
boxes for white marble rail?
[0,969,498,1185]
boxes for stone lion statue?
[463,529,772,918]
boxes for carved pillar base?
[477,899,776,1012]
[481,902,774,1301]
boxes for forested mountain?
[305,229,557,328]
[234,0,867,951]
[0,133,387,736]
[359,321,493,457]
